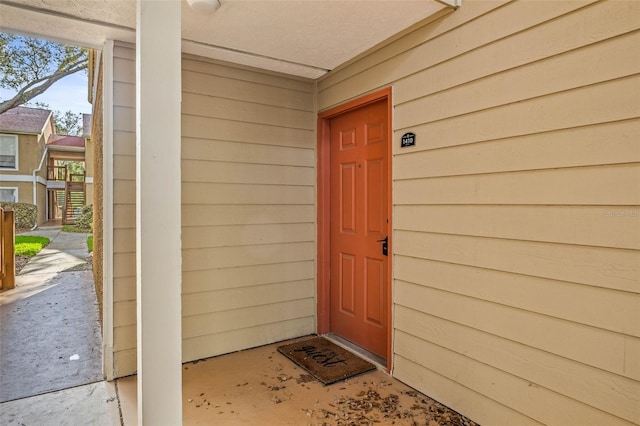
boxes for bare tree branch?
[0,33,88,114]
[0,62,86,114]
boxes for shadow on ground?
[0,230,102,403]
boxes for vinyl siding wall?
[109,44,316,375]
[180,55,317,362]
[318,1,640,425]
[110,42,137,377]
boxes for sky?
[0,71,92,115]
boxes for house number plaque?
[401,132,416,148]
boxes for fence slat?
[0,207,4,282]
[0,209,16,290]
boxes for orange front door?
[329,98,389,359]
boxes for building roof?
[0,106,52,134]
[47,134,86,149]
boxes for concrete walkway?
[0,227,103,404]
[0,381,120,426]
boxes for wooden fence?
[0,207,15,290]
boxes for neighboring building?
[0,106,90,225]
[45,134,87,224]
[0,107,53,225]
[3,1,640,424]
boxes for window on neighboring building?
[0,187,18,203]
[0,134,19,170]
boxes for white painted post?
[136,0,182,424]
[102,39,115,381]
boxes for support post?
[136,0,182,424]
[1,209,16,290]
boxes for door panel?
[366,159,384,234]
[340,253,356,315]
[329,99,389,359]
[341,163,356,233]
[365,257,384,325]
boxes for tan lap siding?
[111,42,137,377]
[318,1,640,424]
[181,56,316,362]
[109,48,317,374]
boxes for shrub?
[75,204,93,231]
[87,235,93,253]
[15,236,50,257]
[0,202,37,229]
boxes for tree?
[0,33,88,114]
[57,160,85,175]
[24,101,83,136]
[54,110,83,136]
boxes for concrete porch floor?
[166,338,477,425]
[0,337,478,425]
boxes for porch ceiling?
[0,0,453,79]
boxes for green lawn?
[62,225,91,233]
[87,235,93,253]
[14,236,51,257]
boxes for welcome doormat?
[277,337,376,385]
